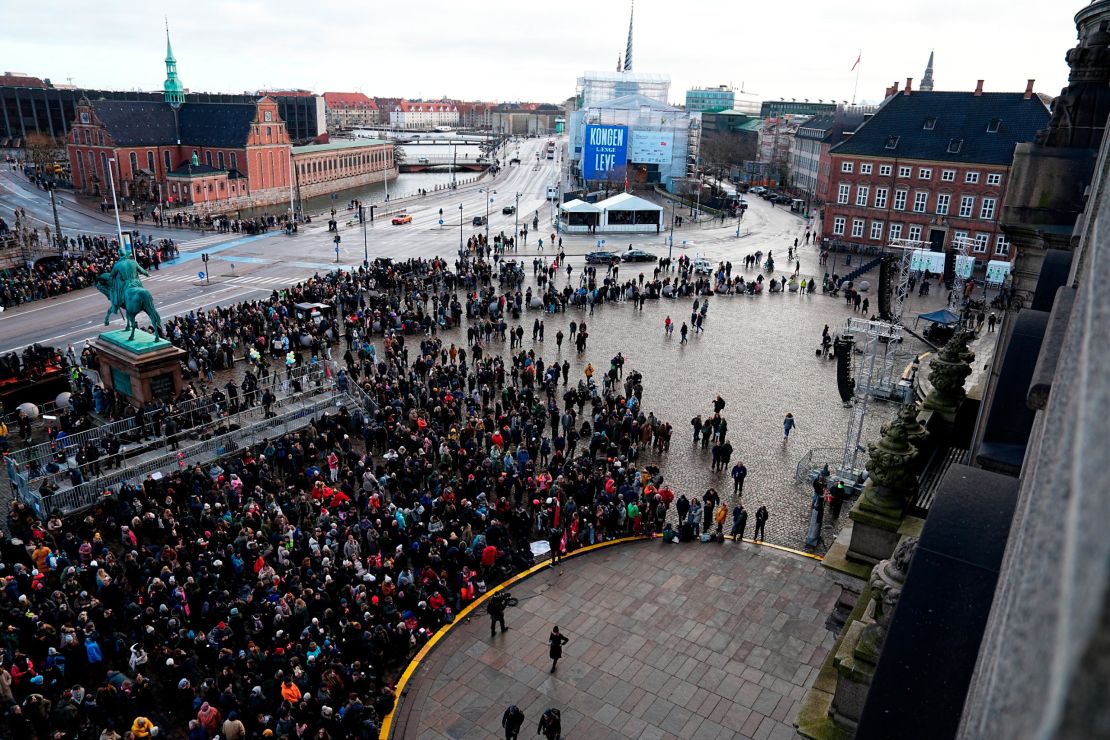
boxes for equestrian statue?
[96,244,163,342]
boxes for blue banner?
[582,124,629,181]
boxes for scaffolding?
[949,236,974,309]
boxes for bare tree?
[24,132,62,174]
[700,132,757,192]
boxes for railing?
[16,368,331,494]
[7,365,324,472]
[794,447,847,484]
[32,391,353,516]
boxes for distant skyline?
[2,0,1079,106]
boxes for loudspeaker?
[877,254,895,320]
[835,335,856,403]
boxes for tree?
[391,140,406,167]
[24,132,62,173]
[700,132,757,190]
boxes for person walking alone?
[501,705,525,740]
[754,505,769,542]
[489,592,508,638]
[782,412,797,441]
[548,626,569,673]
[537,708,562,740]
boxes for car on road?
[502,205,516,215]
[621,249,658,263]
[509,157,521,165]
[585,251,621,265]
[692,257,714,274]
[472,215,487,226]
[391,214,413,225]
[773,194,793,205]
[749,186,767,195]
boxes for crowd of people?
[0,249,706,739]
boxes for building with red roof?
[323,92,380,129]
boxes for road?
[0,136,808,354]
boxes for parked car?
[472,215,487,226]
[692,257,714,274]
[509,157,521,165]
[502,205,516,215]
[774,194,793,205]
[749,186,767,195]
[621,249,658,263]
[585,251,621,265]
[391,214,413,225]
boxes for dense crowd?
[0,251,690,739]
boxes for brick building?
[322,92,379,130]
[820,80,1050,262]
[790,107,872,202]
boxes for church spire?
[163,19,186,108]
[624,1,634,72]
[920,50,935,92]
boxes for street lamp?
[106,158,126,251]
[361,202,368,269]
[45,183,64,255]
[480,187,496,241]
[458,203,464,258]
[514,192,521,250]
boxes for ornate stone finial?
[923,330,974,416]
[898,402,928,449]
[865,414,919,494]
[858,537,919,658]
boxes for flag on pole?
[851,53,861,71]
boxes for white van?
[546,185,559,201]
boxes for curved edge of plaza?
[382,536,837,740]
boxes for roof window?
[947,139,964,153]
[987,118,1001,133]
[885,135,900,150]
[923,117,937,130]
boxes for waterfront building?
[323,92,379,129]
[388,100,460,130]
[685,85,736,113]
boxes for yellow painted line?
[379,534,649,739]
[739,538,825,561]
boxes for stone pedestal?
[829,620,878,733]
[845,487,903,566]
[94,329,185,407]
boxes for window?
[856,185,870,206]
[885,136,900,150]
[987,118,1001,133]
[860,163,873,175]
[218,152,225,169]
[959,195,975,218]
[129,152,138,173]
[908,225,922,241]
[841,161,854,173]
[936,193,950,215]
[837,183,850,204]
[894,190,907,211]
[913,191,929,213]
[980,197,997,220]
[899,165,912,178]
[163,151,171,172]
[965,171,980,184]
[870,221,884,240]
[875,187,888,209]
[947,139,963,154]
[833,216,846,235]
[941,169,956,182]
[264,110,273,122]
[954,229,969,247]
[205,152,213,166]
[851,219,865,238]
[230,153,238,170]
[974,233,990,253]
[147,151,155,172]
[995,234,1010,256]
[923,116,937,130]
[879,164,892,176]
[987,173,1002,186]
[918,167,932,180]
[889,223,903,240]
[266,126,272,137]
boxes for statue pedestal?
[845,482,905,566]
[94,329,185,407]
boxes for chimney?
[904,78,913,95]
[1024,79,1035,99]
[885,84,895,98]
[974,80,984,96]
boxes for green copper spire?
[163,20,185,108]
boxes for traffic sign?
[198,271,205,279]
[439,219,444,226]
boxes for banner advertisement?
[910,249,946,274]
[985,260,1012,284]
[582,124,629,180]
[629,131,674,164]
[955,254,975,279]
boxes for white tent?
[559,199,602,230]
[559,199,601,214]
[595,192,664,232]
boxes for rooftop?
[292,138,390,154]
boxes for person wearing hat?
[501,704,525,739]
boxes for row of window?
[840,160,1002,186]
[836,184,997,219]
[829,216,1010,256]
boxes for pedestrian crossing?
[145,272,302,287]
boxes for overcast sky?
[3,0,1079,105]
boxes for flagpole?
[852,49,861,105]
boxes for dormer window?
[986,118,1001,133]
[923,117,937,130]
[947,138,964,154]
[885,135,900,150]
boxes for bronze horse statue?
[96,277,163,342]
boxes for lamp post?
[106,158,126,251]
[46,184,64,255]
[458,203,464,259]
[452,144,457,189]
[514,192,521,250]
[361,203,368,269]
[480,187,495,242]
[667,195,676,262]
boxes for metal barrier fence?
[26,390,354,517]
[8,365,325,472]
[794,447,845,484]
[17,371,332,495]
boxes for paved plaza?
[390,538,839,739]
